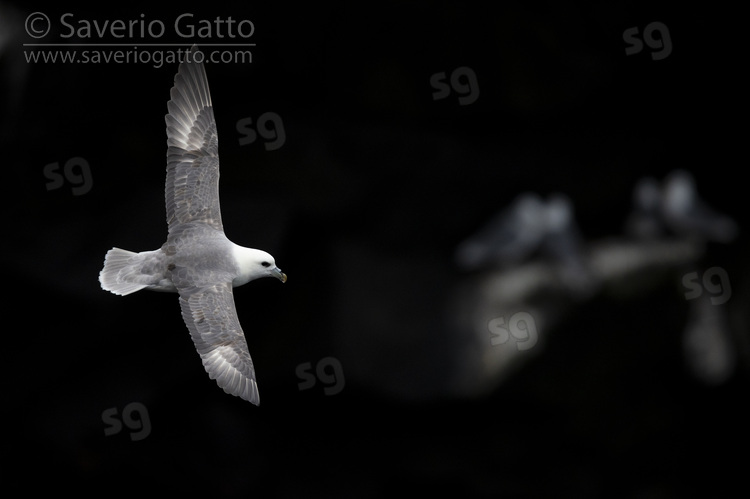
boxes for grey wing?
[165,45,223,232]
[177,281,260,405]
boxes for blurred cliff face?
[330,166,744,401]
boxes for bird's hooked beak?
[272,267,287,283]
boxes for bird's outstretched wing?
[165,46,259,404]
[177,279,260,405]
[165,45,223,232]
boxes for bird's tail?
[99,248,150,296]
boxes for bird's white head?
[232,246,287,287]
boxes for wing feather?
[164,45,223,232]
[177,281,260,405]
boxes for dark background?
[2,1,746,497]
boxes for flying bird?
[99,45,286,405]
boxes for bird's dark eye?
[261,261,271,268]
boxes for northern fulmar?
[99,45,286,405]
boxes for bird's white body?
[99,242,284,296]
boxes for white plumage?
[99,45,286,405]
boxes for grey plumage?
[168,222,262,405]
[165,51,223,232]
[100,46,286,405]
